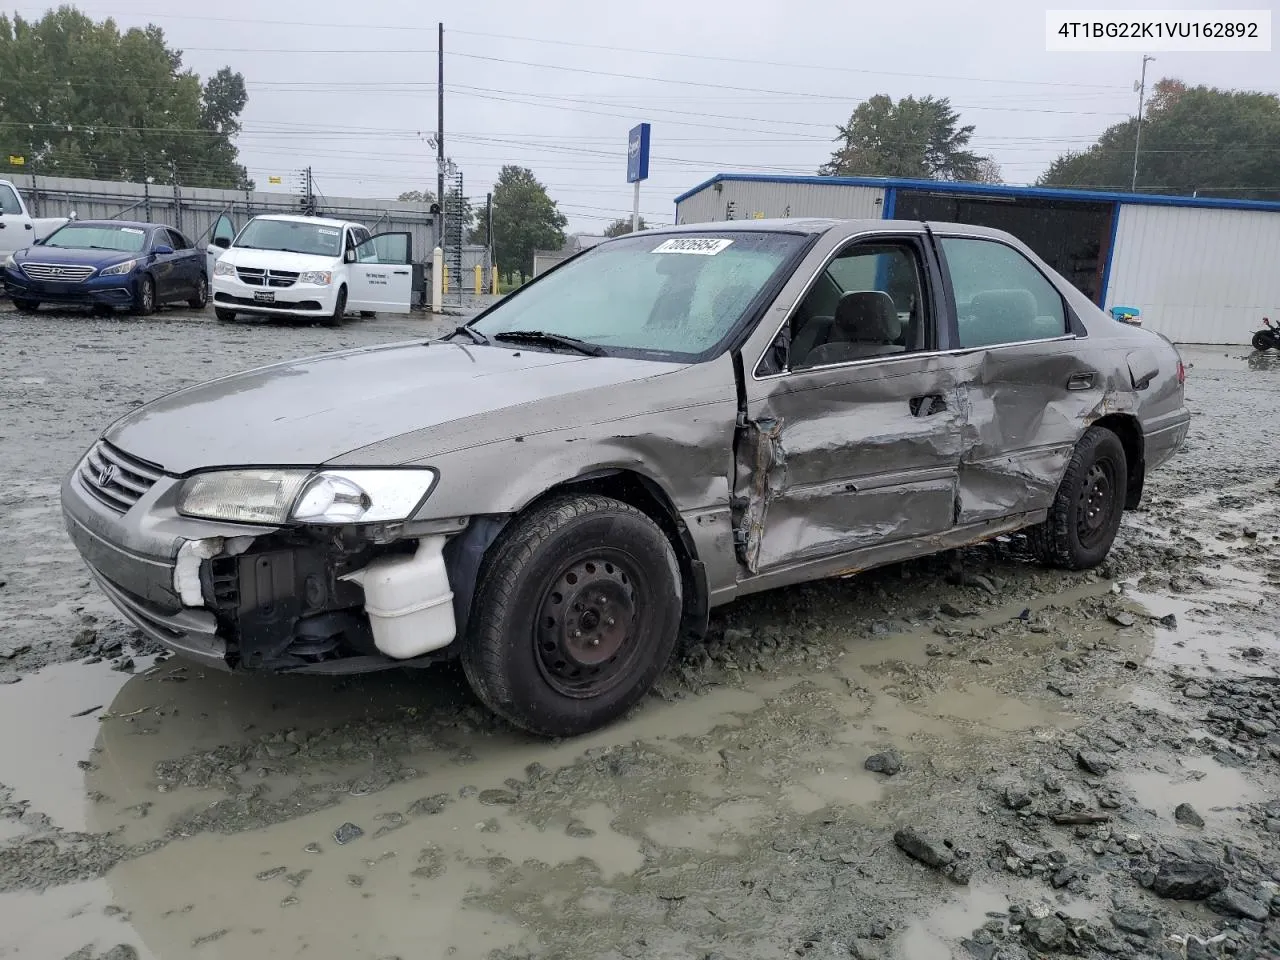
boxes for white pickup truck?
[0,178,70,260]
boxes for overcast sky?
[15,0,1279,233]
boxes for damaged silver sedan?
[61,218,1190,736]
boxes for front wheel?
[320,286,347,328]
[461,494,683,738]
[1254,331,1275,352]
[188,275,209,310]
[1030,426,1128,570]
[214,308,237,322]
[132,275,155,316]
[12,299,39,313]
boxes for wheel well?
[1092,413,1145,509]
[531,470,710,648]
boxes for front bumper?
[211,273,336,316]
[4,266,136,306]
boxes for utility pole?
[485,190,494,276]
[436,22,445,244]
[1131,54,1155,192]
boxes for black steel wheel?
[461,494,683,737]
[188,275,209,309]
[1031,426,1128,570]
[12,299,39,313]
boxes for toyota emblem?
[97,463,116,487]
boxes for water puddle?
[896,883,1010,959]
[1123,753,1266,830]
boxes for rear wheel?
[1254,331,1275,352]
[360,310,376,318]
[12,299,39,313]
[461,494,683,737]
[1030,426,1128,570]
[214,308,237,322]
[321,286,347,328]
[132,275,156,316]
[188,275,209,310]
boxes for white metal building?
[672,174,1280,345]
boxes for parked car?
[207,212,414,325]
[0,177,68,261]
[61,218,1190,737]
[3,219,207,314]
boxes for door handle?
[910,394,947,417]
[1067,372,1095,391]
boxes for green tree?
[604,216,647,237]
[0,6,250,188]
[1038,79,1280,201]
[820,94,990,182]
[469,166,566,276]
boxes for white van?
[207,213,413,325]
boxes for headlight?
[2,254,14,269]
[100,258,138,276]
[176,468,438,525]
[213,259,236,277]
[298,271,332,285]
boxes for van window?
[0,183,21,216]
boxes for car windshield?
[469,231,807,360]
[43,224,148,253]
[233,218,343,257]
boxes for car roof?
[638,217,1023,245]
[63,219,166,231]
[249,214,355,229]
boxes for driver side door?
[347,232,413,313]
[205,212,237,281]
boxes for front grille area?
[21,262,96,282]
[236,267,298,288]
[214,292,324,310]
[77,440,164,513]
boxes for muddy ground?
[2,303,1280,960]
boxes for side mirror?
[211,236,230,249]
[344,248,357,264]
[153,244,174,255]
[32,237,44,246]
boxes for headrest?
[834,290,900,342]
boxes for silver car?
[61,218,1190,737]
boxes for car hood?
[218,247,340,271]
[16,246,139,268]
[103,340,687,474]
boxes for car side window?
[0,183,21,215]
[168,229,190,250]
[783,240,931,372]
[940,237,1068,349]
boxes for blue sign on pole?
[627,123,651,183]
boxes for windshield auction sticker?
[651,237,734,256]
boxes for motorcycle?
[1253,317,1280,352]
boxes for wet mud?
[2,311,1279,960]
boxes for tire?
[461,494,683,738]
[214,308,237,322]
[321,286,347,328]
[132,275,155,316]
[188,275,209,310]
[1030,426,1128,571]
[12,299,39,313]
[1254,332,1275,352]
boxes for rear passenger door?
[933,232,1102,523]
[733,230,967,576]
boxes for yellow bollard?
[474,264,482,295]
[490,264,499,295]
